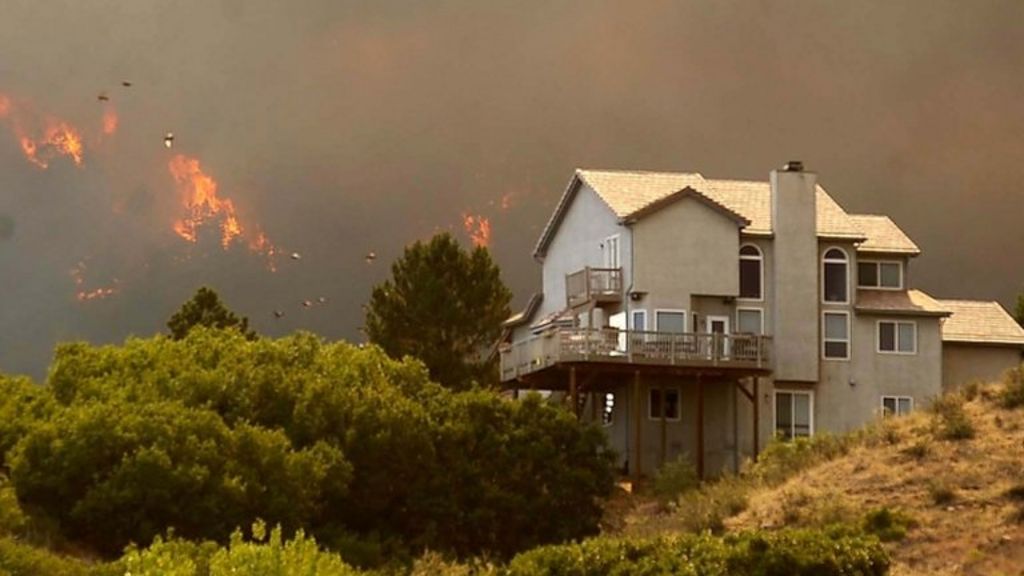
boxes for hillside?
[613,372,1024,576]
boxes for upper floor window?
[823,311,850,360]
[823,248,849,303]
[737,308,764,335]
[655,310,687,334]
[739,245,763,300]
[878,320,916,354]
[858,261,903,289]
[603,235,620,269]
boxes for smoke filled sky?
[1,1,1023,378]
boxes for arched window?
[823,248,848,303]
[739,244,762,300]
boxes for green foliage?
[6,329,613,561]
[861,507,916,543]
[0,537,115,576]
[167,286,255,340]
[929,395,975,440]
[364,233,512,391]
[9,398,349,556]
[0,375,53,468]
[998,365,1024,409]
[652,455,699,507]
[506,527,890,576]
[121,522,358,576]
[751,434,853,485]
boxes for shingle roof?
[855,289,952,317]
[847,214,920,255]
[534,168,897,258]
[502,293,542,328]
[935,299,1024,346]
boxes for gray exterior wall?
[943,344,1022,392]
[514,181,630,341]
[632,196,741,320]
[817,313,943,433]
[771,170,820,382]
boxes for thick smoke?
[1,0,1023,377]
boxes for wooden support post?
[752,377,760,462]
[696,373,705,480]
[632,370,643,482]
[569,366,579,419]
[659,384,667,467]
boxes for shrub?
[751,434,852,485]
[674,475,749,534]
[862,507,916,542]
[929,395,975,441]
[506,527,889,576]
[928,481,957,506]
[652,455,699,507]
[901,440,931,460]
[999,366,1024,409]
[0,537,115,576]
[1005,483,1024,502]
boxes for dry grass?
[726,386,1024,576]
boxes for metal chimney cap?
[783,161,804,172]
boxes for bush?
[929,395,975,441]
[999,365,1024,409]
[928,481,957,506]
[120,521,358,576]
[506,527,890,576]
[0,537,115,576]
[10,329,616,561]
[674,475,749,534]
[862,507,916,542]
[652,455,699,507]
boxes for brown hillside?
[726,386,1024,576]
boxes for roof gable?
[533,168,917,258]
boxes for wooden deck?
[500,327,772,382]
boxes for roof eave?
[854,307,952,318]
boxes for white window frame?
[857,260,904,290]
[655,309,688,333]
[631,309,647,332]
[821,246,850,305]
[736,307,764,335]
[773,390,815,439]
[648,386,682,421]
[876,320,917,355]
[603,234,621,269]
[822,311,851,360]
[738,243,764,302]
[881,395,913,417]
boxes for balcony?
[500,328,772,382]
[565,267,623,308]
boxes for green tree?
[364,233,512,390]
[167,286,255,340]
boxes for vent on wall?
[783,160,804,172]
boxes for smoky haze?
[1,0,1023,379]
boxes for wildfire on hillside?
[0,92,85,169]
[168,154,280,268]
[70,261,119,302]
[462,213,492,248]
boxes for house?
[499,162,1024,480]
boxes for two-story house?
[500,162,1024,480]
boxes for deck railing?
[500,327,771,381]
[565,267,623,307]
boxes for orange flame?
[462,213,492,248]
[0,93,85,169]
[168,154,244,249]
[102,107,118,136]
[248,230,280,272]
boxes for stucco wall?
[818,314,944,433]
[515,181,629,342]
[943,344,1022,392]
[631,196,740,326]
[771,170,820,382]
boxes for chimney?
[770,161,819,383]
